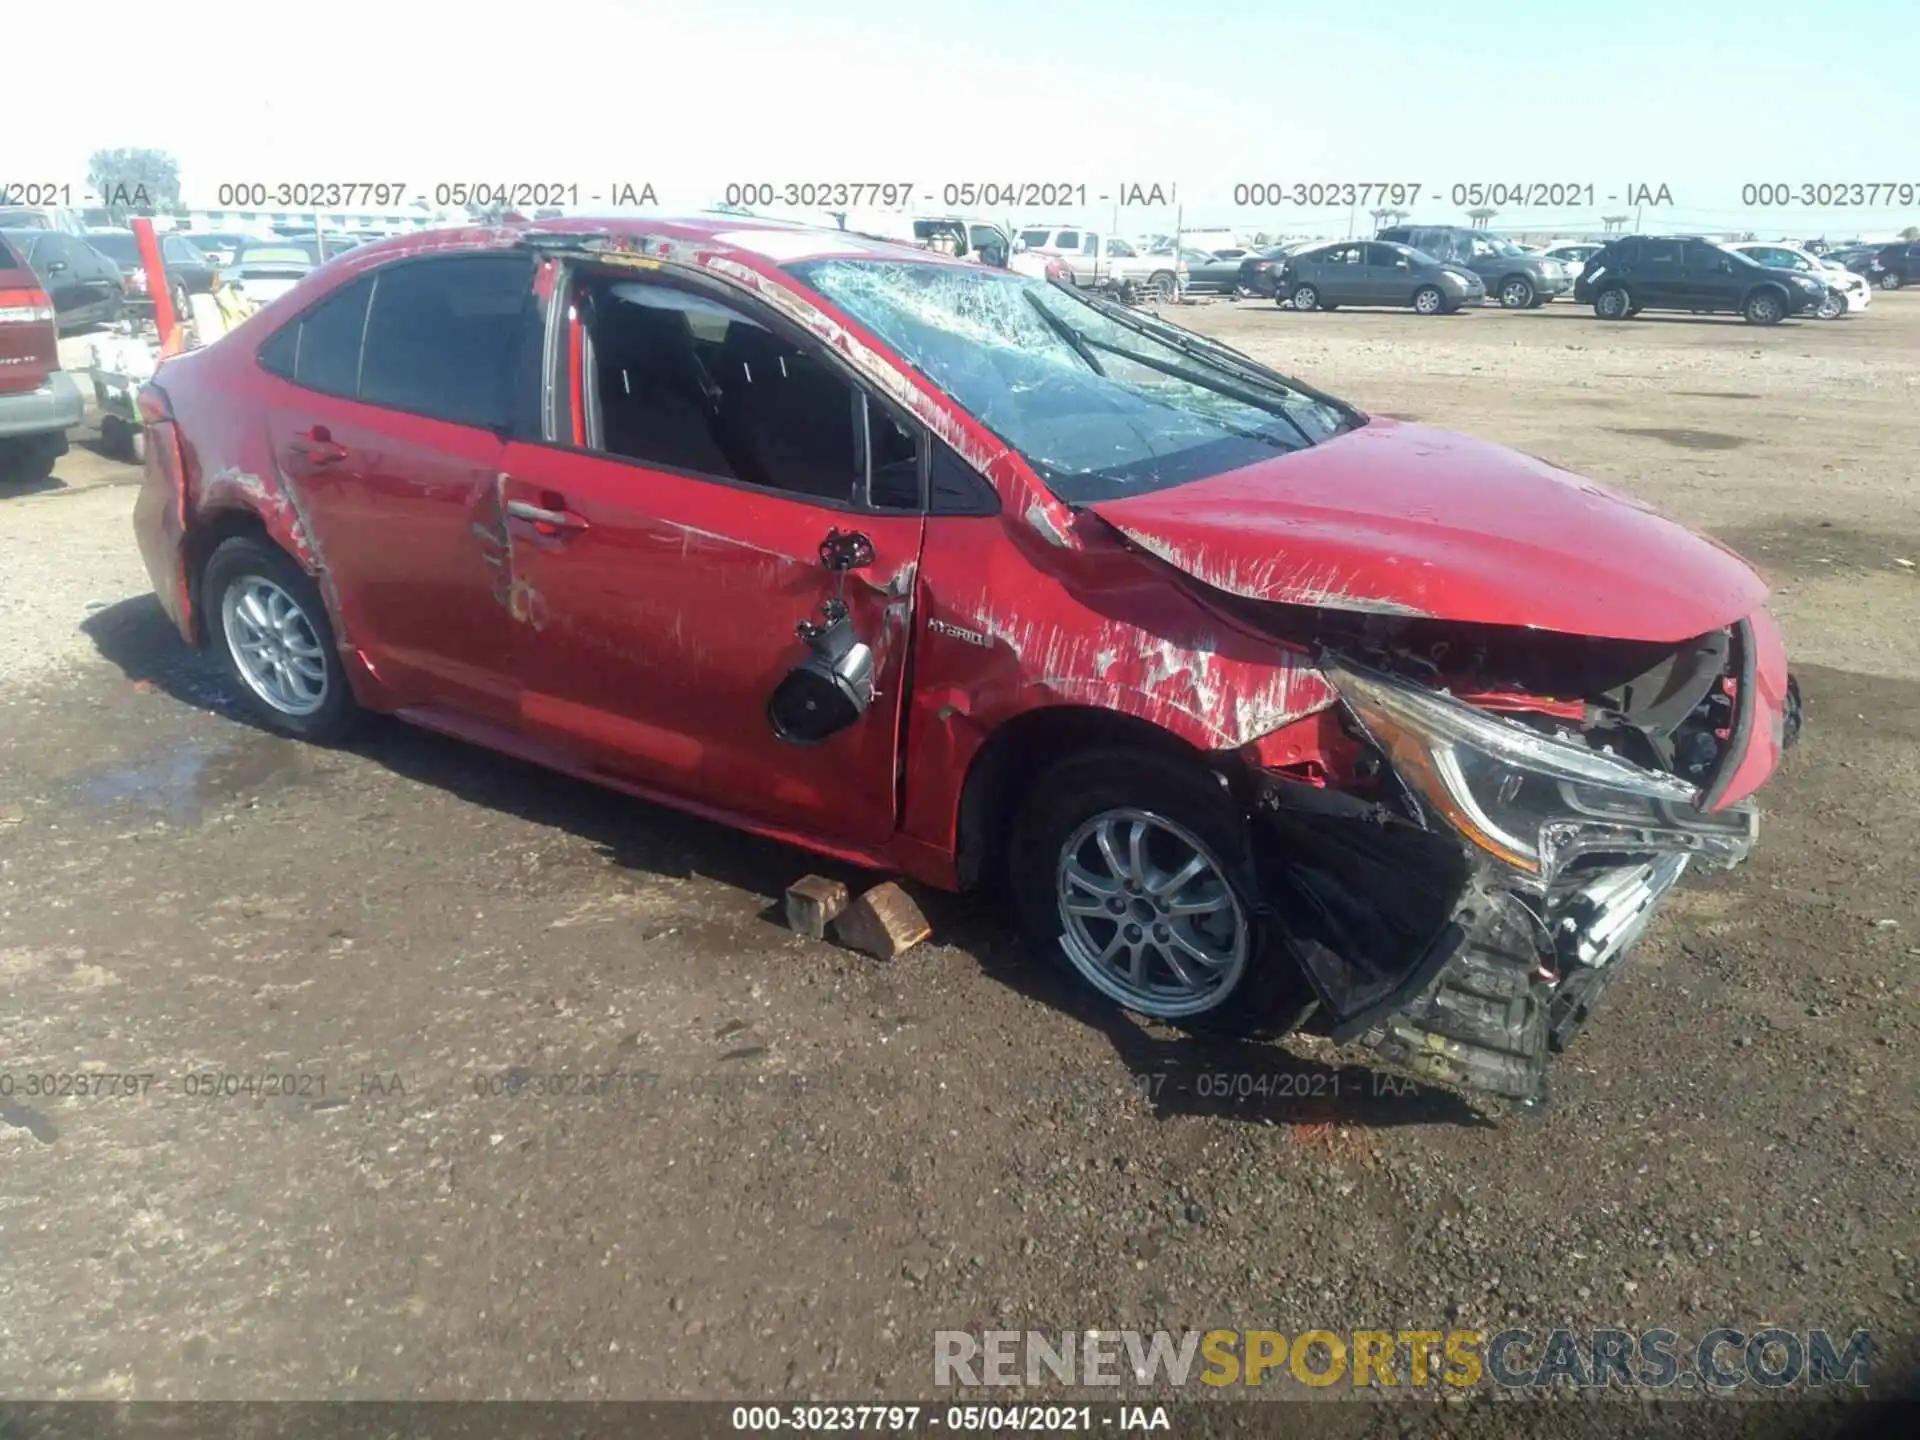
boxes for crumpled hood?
[1090,419,1768,643]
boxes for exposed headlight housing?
[1326,661,1753,887]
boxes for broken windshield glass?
[788,259,1351,504]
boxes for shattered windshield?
[789,259,1353,503]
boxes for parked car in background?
[1726,241,1871,318]
[0,206,89,235]
[0,233,82,485]
[0,229,126,333]
[1179,248,1247,294]
[1574,236,1823,324]
[223,238,320,305]
[127,216,1797,1106]
[1539,241,1604,281]
[1864,241,1919,289]
[182,231,258,267]
[1375,225,1573,308]
[1014,226,1186,299]
[84,229,218,318]
[1285,240,1485,314]
[1827,243,1883,275]
[1234,244,1295,297]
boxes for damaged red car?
[131,217,1801,1106]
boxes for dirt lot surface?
[2,299,1916,1427]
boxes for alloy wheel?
[221,575,329,716]
[1054,808,1249,1018]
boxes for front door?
[500,268,927,848]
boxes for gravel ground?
[1,298,1916,1431]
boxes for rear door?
[497,267,927,847]
[257,251,535,724]
[1628,237,1685,305]
[1314,243,1364,303]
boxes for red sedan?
[131,217,1799,1105]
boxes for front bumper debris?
[1252,767,1762,1107]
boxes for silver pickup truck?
[1012,225,1187,299]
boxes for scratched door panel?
[497,441,925,847]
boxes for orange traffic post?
[131,216,183,356]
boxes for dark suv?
[1863,242,1919,290]
[1375,225,1572,308]
[1574,236,1825,324]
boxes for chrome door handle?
[505,498,587,533]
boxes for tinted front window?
[358,255,533,429]
[581,278,863,504]
[790,259,1350,504]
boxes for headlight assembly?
[1325,661,1703,881]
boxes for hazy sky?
[10,0,1916,236]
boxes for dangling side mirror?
[767,529,878,746]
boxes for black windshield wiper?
[1065,326,1317,449]
[1024,289,1106,376]
[1055,278,1363,427]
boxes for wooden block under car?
[832,882,932,961]
[785,875,850,941]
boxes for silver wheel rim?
[1055,808,1249,1018]
[1502,280,1529,307]
[1294,287,1315,310]
[1753,296,1779,322]
[1416,289,1440,313]
[221,575,328,716]
[1600,291,1625,315]
[1818,292,1842,318]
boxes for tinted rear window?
[357,254,533,429]
[86,233,139,264]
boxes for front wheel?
[1498,275,1536,309]
[1289,283,1321,312]
[1009,748,1305,1036]
[1148,270,1178,302]
[1413,285,1445,314]
[203,536,360,743]
[1742,289,1786,325]
[1879,272,1903,290]
[1815,289,1846,320]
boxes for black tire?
[1497,275,1536,309]
[1742,288,1786,325]
[202,536,360,743]
[1412,285,1445,315]
[1148,270,1178,302]
[0,437,60,486]
[1289,282,1320,311]
[1008,747,1307,1038]
[1879,272,1902,291]
[1593,285,1632,320]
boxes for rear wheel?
[1593,285,1632,320]
[1009,748,1305,1036]
[1289,282,1320,311]
[203,536,360,743]
[1879,272,1903,290]
[0,436,61,486]
[1742,289,1785,325]
[1413,285,1445,314]
[1498,275,1536,309]
[1148,270,1178,302]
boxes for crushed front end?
[1239,610,1797,1106]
